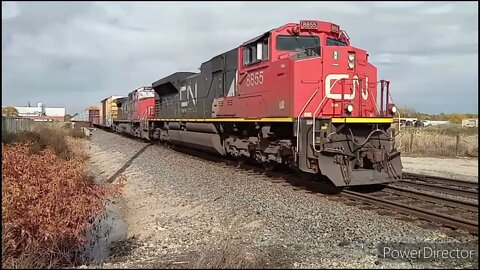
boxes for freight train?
[95,20,403,187]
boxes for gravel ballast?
[85,129,478,269]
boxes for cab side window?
[242,45,256,66]
[242,38,269,66]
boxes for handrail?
[370,84,380,115]
[312,95,328,153]
[379,79,391,116]
[386,88,402,150]
[149,105,155,118]
[142,105,155,129]
[140,105,155,121]
[296,87,319,154]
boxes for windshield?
[326,38,348,46]
[276,35,320,51]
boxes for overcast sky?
[2,1,478,114]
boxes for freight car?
[109,20,403,187]
[89,109,100,126]
[71,108,100,127]
[97,95,125,128]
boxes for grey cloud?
[2,1,478,114]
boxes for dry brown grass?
[2,123,87,160]
[2,127,121,268]
[191,219,269,269]
[67,137,90,161]
[395,127,478,157]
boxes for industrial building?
[3,103,66,122]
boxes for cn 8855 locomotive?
[112,20,403,186]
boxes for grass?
[191,219,271,269]
[2,123,87,159]
[2,124,120,269]
[395,126,478,157]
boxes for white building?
[5,103,66,121]
[462,118,478,128]
[421,120,450,127]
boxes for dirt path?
[402,157,478,182]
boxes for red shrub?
[2,142,120,267]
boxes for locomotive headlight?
[391,105,397,114]
[348,52,355,69]
[346,104,354,113]
[348,53,355,61]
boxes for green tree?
[2,106,19,117]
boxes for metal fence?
[2,117,34,134]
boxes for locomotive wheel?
[263,161,276,172]
[237,156,248,166]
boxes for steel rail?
[384,185,478,212]
[402,172,478,189]
[395,179,478,199]
[342,190,478,234]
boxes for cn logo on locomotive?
[180,82,198,107]
[325,74,369,101]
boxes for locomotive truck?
[105,20,402,187]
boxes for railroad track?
[341,172,478,235]
[342,187,478,235]
[235,164,479,235]
[101,130,479,235]
[395,172,478,200]
[230,158,479,235]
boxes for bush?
[2,129,121,268]
[70,127,87,139]
[2,125,87,159]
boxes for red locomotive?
[114,87,155,137]
[108,20,402,187]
